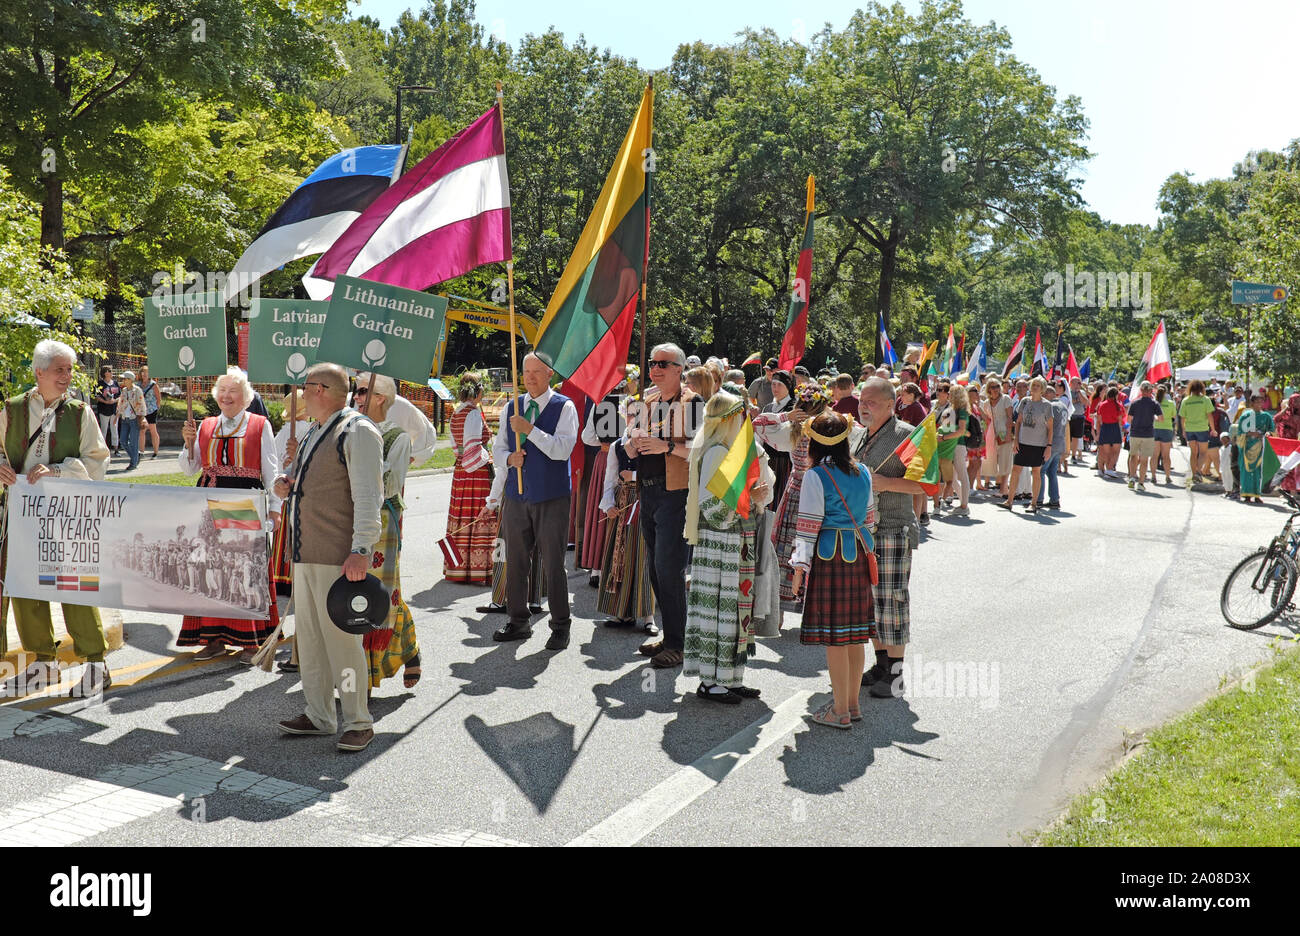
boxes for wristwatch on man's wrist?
[667,441,676,455]
[350,547,369,557]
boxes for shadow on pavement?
[779,697,939,795]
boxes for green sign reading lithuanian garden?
[246,298,328,384]
[314,275,448,383]
[144,295,229,377]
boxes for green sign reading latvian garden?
[314,275,448,383]
[144,293,229,377]
[246,298,328,384]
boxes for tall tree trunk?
[41,54,71,250]
[874,215,901,365]
[41,174,63,250]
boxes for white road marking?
[0,750,325,846]
[566,690,815,847]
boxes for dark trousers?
[639,484,689,651]
[502,495,570,630]
[1230,442,1241,494]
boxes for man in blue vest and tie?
[481,352,579,649]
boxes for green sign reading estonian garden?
[144,295,229,377]
[246,298,328,384]
[314,275,448,383]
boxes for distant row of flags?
[873,316,1176,389]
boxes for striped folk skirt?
[799,551,877,646]
[489,550,546,606]
[684,517,757,687]
[597,481,655,621]
[771,466,807,600]
[178,579,280,649]
[365,506,418,688]
[443,465,495,584]
[579,449,610,570]
[270,512,292,595]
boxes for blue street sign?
[1231,280,1289,304]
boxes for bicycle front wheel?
[1221,548,1299,630]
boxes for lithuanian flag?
[208,498,261,530]
[534,82,653,402]
[890,409,940,496]
[706,417,763,519]
[778,175,815,372]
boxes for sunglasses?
[353,388,368,397]
[649,360,680,370]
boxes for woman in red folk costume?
[178,367,281,663]
[444,375,496,584]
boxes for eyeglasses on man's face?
[302,381,327,391]
[649,360,680,370]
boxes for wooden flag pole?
[497,81,524,495]
[185,377,193,423]
[638,77,653,394]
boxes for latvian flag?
[778,176,816,372]
[535,83,653,403]
[437,535,464,571]
[228,144,406,299]
[56,575,79,591]
[1001,324,1026,378]
[304,104,512,299]
[1133,319,1173,387]
[208,498,261,531]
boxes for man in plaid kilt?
[853,377,924,698]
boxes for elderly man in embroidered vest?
[273,362,384,752]
[0,339,111,698]
[479,352,579,650]
[628,342,703,669]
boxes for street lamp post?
[395,85,438,145]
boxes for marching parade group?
[2,335,1297,745]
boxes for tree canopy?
[0,0,1295,389]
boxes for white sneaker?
[951,505,970,517]
[1137,482,1146,492]
[67,662,111,699]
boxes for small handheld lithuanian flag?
[706,416,762,519]
[208,498,261,530]
[890,409,940,496]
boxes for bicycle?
[1220,488,1300,630]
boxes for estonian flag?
[228,144,406,300]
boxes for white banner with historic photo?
[4,478,271,620]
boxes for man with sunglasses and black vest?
[627,343,703,669]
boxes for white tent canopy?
[1176,344,1233,381]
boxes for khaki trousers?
[10,599,105,663]
[291,562,372,733]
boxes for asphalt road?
[0,446,1293,847]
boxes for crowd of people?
[3,334,1296,746]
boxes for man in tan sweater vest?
[274,363,384,752]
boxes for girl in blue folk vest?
[790,411,878,729]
